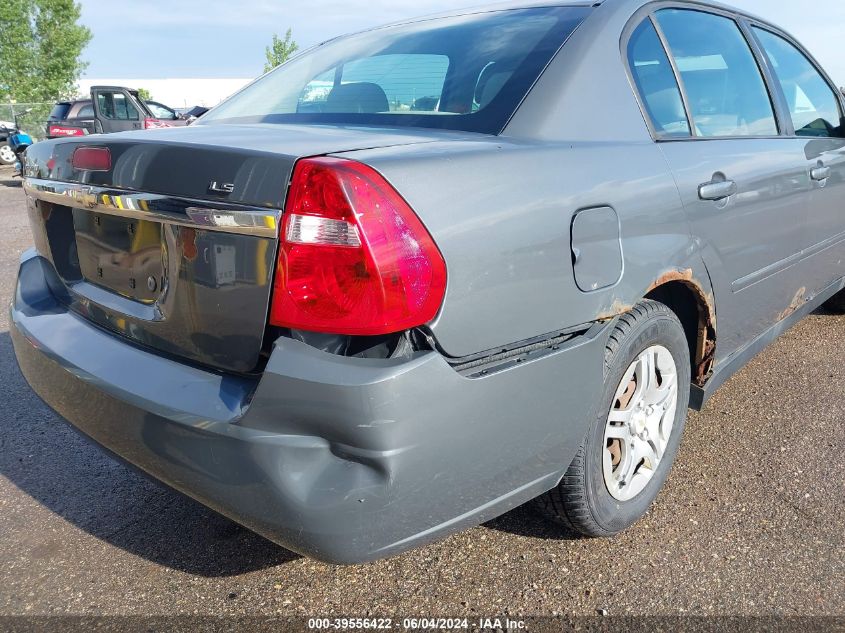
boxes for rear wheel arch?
[645,276,716,387]
[536,299,691,536]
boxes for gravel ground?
[0,165,843,621]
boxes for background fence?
[1,102,54,141]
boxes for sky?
[79,0,845,87]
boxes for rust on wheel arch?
[594,268,717,388]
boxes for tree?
[136,88,152,101]
[264,29,298,73]
[0,0,91,103]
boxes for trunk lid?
[23,124,460,372]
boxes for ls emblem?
[209,181,235,194]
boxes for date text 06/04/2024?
[306,618,527,630]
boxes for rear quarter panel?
[346,138,708,358]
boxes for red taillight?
[144,118,173,129]
[269,157,447,336]
[48,125,86,137]
[72,147,111,172]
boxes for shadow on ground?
[0,166,22,188]
[0,331,300,576]
[484,503,583,541]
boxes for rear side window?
[77,104,94,118]
[753,28,844,138]
[49,103,71,121]
[655,9,778,137]
[627,19,690,136]
[201,7,590,134]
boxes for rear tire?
[536,300,691,537]
[0,142,16,165]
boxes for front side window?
[655,9,777,137]
[146,102,176,120]
[627,18,690,137]
[200,7,590,134]
[753,28,843,138]
[97,92,139,121]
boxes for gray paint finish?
[571,206,623,292]
[24,124,477,209]
[659,139,812,357]
[348,138,698,358]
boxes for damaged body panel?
[12,249,607,563]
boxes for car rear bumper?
[11,250,607,563]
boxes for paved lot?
[0,165,843,618]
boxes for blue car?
[10,131,33,174]
[0,110,33,173]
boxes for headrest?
[325,82,389,114]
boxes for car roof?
[315,0,603,45]
[90,85,140,92]
[624,0,776,26]
[459,0,772,23]
[320,0,778,46]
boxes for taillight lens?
[48,125,86,137]
[269,157,447,336]
[144,118,173,129]
[72,146,111,171]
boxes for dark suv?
[46,86,184,139]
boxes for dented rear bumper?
[11,249,607,563]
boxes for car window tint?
[146,102,174,119]
[298,69,336,113]
[295,53,459,115]
[627,19,690,137]
[753,28,843,138]
[656,9,777,137]
[97,92,139,121]
[201,7,590,134]
[77,104,94,118]
[347,55,449,112]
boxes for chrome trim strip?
[23,178,282,239]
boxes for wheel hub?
[630,408,648,437]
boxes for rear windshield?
[49,103,72,121]
[200,6,590,134]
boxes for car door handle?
[811,166,831,181]
[698,179,737,202]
